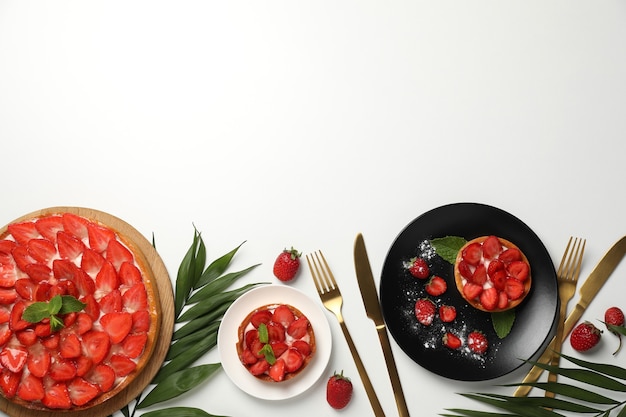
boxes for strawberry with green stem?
[273,247,301,282]
[604,306,625,355]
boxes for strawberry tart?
[236,303,315,382]
[0,209,163,412]
[454,235,532,312]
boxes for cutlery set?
[307,232,626,415]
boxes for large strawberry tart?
[237,303,315,382]
[0,210,161,411]
[454,235,532,312]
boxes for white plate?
[218,284,332,400]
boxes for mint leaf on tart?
[22,294,86,332]
[430,236,467,264]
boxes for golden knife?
[354,233,410,417]
[514,235,626,397]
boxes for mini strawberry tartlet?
[0,211,158,411]
[236,303,315,382]
[454,235,531,312]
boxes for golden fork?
[306,251,386,417]
[545,237,585,399]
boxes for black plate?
[380,203,558,381]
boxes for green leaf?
[431,236,467,264]
[506,382,618,404]
[22,301,54,323]
[195,242,245,288]
[258,344,276,365]
[49,315,65,332]
[175,229,203,317]
[172,302,231,341]
[48,295,63,314]
[460,393,560,417]
[492,310,516,339]
[139,407,228,417]
[560,352,626,380]
[138,364,221,409]
[187,264,260,305]
[258,323,269,344]
[442,410,519,417]
[526,361,626,392]
[58,295,86,314]
[166,321,220,361]
[177,283,263,323]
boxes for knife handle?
[376,326,410,417]
[337,318,386,417]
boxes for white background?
[1,1,626,416]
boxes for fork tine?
[306,253,324,294]
[317,251,338,290]
[571,239,586,281]
[556,237,573,277]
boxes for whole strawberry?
[408,257,430,279]
[467,330,489,354]
[570,321,602,352]
[604,306,625,355]
[273,247,301,282]
[326,370,353,409]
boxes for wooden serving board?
[0,207,175,417]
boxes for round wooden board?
[0,207,175,417]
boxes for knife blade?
[514,235,626,397]
[354,233,410,417]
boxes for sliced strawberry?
[35,322,52,338]
[7,221,39,246]
[0,252,17,288]
[35,215,64,243]
[82,330,111,364]
[75,356,93,377]
[250,339,265,359]
[99,289,122,313]
[87,364,115,392]
[42,334,60,350]
[415,298,436,326]
[95,261,119,293]
[0,239,17,254]
[27,343,51,378]
[443,332,462,350]
[0,346,28,372]
[287,317,310,339]
[482,236,502,260]
[87,222,116,254]
[57,279,78,298]
[62,213,89,240]
[491,270,507,291]
[10,300,30,331]
[507,261,530,281]
[461,242,482,265]
[457,260,473,280]
[118,261,142,286]
[81,249,105,279]
[131,310,151,333]
[248,359,269,376]
[49,358,77,381]
[122,282,148,312]
[0,323,12,346]
[497,290,509,310]
[439,305,457,322]
[42,382,72,409]
[244,329,259,348]
[479,287,498,311]
[60,333,82,358]
[68,377,100,407]
[272,304,295,328]
[24,262,52,282]
[268,358,285,382]
[109,354,136,376]
[81,294,101,321]
[16,329,37,346]
[250,310,273,328]
[17,374,45,402]
[0,306,10,324]
[57,231,86,261]
[425,275,447,296]
[267,321,286,342]
[462,282,483,301]
[14,279,36,301]
[487,259,505,277]
[0,288,17,305]
[241,348,258,365]
[292,340,311,356]
[35,282,53,301]
[122,333,147,358]
[100,312,132,344]
[505,278,525,300]
[0,368,20,398]
[105,239,133,271]
[283,348,304,373]
[74,268,96,296]
[27,238,57,264]
[11,245,35,272]
[499,247,522,263]
[470,264,487,285]
[75,312,93,335]
[269,340,288,357]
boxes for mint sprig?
[22,295,86,332]
[257,323,276,364]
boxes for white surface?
[1,1,626,416]
[218,285,332,400]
